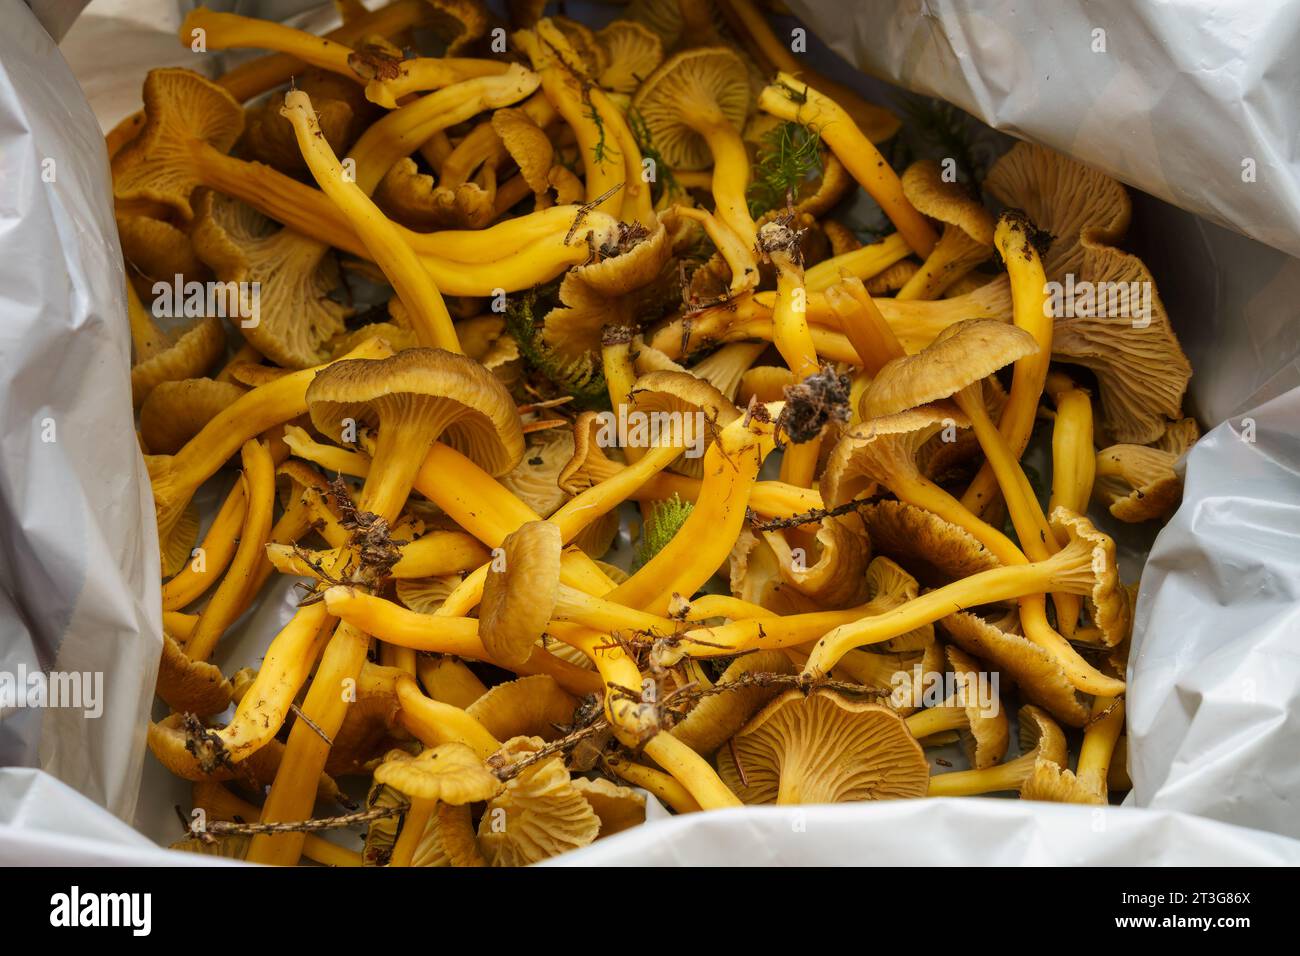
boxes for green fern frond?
[635,494,695,568]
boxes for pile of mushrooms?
[119,0,1193,866]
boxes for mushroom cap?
[902,160,995,245]
[858,556,934,652]
[191,190,351,369]
[329,322,419,360]
[374,158,495,231]
[557,411,622,494]
[424,0,490,56]
[1018,704,1068,767]
[465,674,578,742]
[550,15,609,75]
[761,511,872,608]
[629,367,741,477]
[139,377,245,455]
[1095,443,1183,522]
[861,320,1039,419]
[480,520,562,668]
[112,68,245,220]
[500,426,575,517]
[156,633,233,716]
[541,222,673,360]
[670,650,795,756]
[860,500,1000,587]
[945,645,1009,769]
[717,690,930,805]
[1053,242,1191,443]
[940,608,1090,728]
[985,141,1131,280]
[374,742,503,805]
[306,348,524,477]
[478,736,600,866]
[363,779,487,867]
[491,107,554,197]
[728,525,820,615]
[242,90,357,177]
[596,20,664,94]
[571,777,647,837]
[130,314,227,409]
[160,500,200,579]
[631,47,752,170]
[1048,508,1127,646]
[837,639,942,714]
[820,404,968,507]
[1020,761,1106,804]
[118,214,208,285]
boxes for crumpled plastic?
[0,0,1297,865]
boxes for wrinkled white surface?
[0,0,1298,865]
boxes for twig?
[192,805,400,841]
[748,498,874,532]
[290,703,334,747]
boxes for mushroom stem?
[928,750,1038,797]
[548,621,659,744]
[823,275,906,376]
[960,214,1054,517]
[804,232,912,293]
[394,675,502,760]
[184,439,276,662]
[602,410,779,614]
[281,91,460,353]
[798,541,1125,695]
[366,58,516,109]
[1047,375,1095,637]
[602,332,644,464]
[759,74,938,257]
[680,105,756,250]
[162,477,246,610]
[895,228,982,301]
[669,206,759,296]
[602,755,702,814]
[320,587,603,696]
[1077,695,1125,796]
[904,704,970,740]
[180,9,360,80]
[642,732,743,810]
[389,798,434,868]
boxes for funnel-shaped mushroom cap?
[571,777,647,836]
[465,674,577,742]
[139,378,245,456]
[557,411,623,494]
[728,526,820,615]
[130,315,227,409]
[374,742,502,805]
[762,511,872,608]
[945,645,1009,769]
[1054,243,1191,443]
[192,190,350,369]
[820,404,969,507]
[1020,760,1107,804]
[597,20,664,94]
[941,609,1089,727]
[156,634,233,716]
[306,348,524,476]
[118,215,208,285]
[363,779,486,867]
[112,69,245,219]
[480,521,562,668]
[631,47,752,170]
[985,141,1131,279]
[491,106,554,198]
[1048,508,1126,646]
[861,320,1039,419]
[374,159,495,231]
[860,500,1000,587]
[902,160,995,245]
[670,650,795,755]
[500,427,575,517]
[716,690,930,805]
[425,0,490,55]
[1094,442,1184,522]
[629,368,741,476]
[856,556,934,652]
[689,342,769,401]
[478,736,600,866]
[1018,704,1068,767]
[541,223,673,360]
